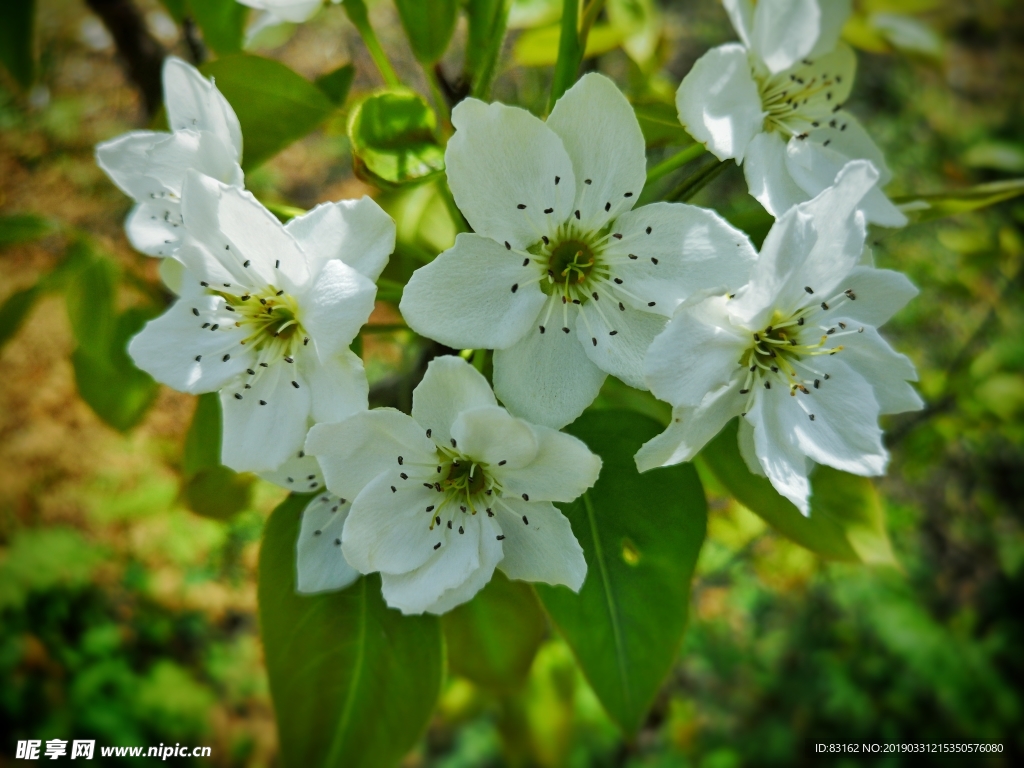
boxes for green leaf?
[394,0,459,64]
[441,570,548,692]
[0,284,41,351]
[632,100,691,148]
[181,392,254,518]
[895,178,1024,223]
[535,410,707,736]
[465,0,512,98]
[200,54,335,171]
[315,63,355,105]
[698,419,897,565]
[64,248,118,358]
[347,89,445,188]
[158,0,188,22]
[259,494,443,768]
[183,392,225,476]
[0,0,35,89]
[188,0,248,55]
[0,213,53,247]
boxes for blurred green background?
[2,0,1023,766]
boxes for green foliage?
[465,0,512,97]
[315,63,356,105]
[200,55,336,171]
[896,178,1024,223]
[188,0,248,55]
[0,528,105,611]
[0,213,53,247]
[442,570,548,692]
[259,494,444,768]
[547,0,581,111]
[347,89,446,187]
[632,100,691,148]
[536,410,707,736]
[699,419,897,564]
[181,393,255,519]
[394,0,459,65]
[0,285,41,352]
[0,0,35,88]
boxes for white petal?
[220,362,311,472]
[450,406,539,470]
[546,73,646,231]
[158,253,187,294]
[446,98,576,250]
[163,56,242,160]
[493,313,607,429]
[644,302,748,407]
[736,417,765,475]
[495,498,586,590]
[578,299,666,390]
[723,0,755,48]
[743,130,810,219]
[96,130,178,199]
[260,448,326,493]
[128,294,252,393]
[284,196,396,282]
[421,519,504,614]
[412,356,497,449]
[746,395,812,514]
[180,171,309,292]
[830,266,918,327]
[236,0,323,23]
[675,44,764,162]
[125,203,181,257]
[400,234,546,350]
[830,322,923,415]
[807,0,852,59]
[751,0,820,74]
[306,409,437,502]
[300,347,369,425]
[341,470,445,576]
[492,425,601,503]
[299,259,377,360]
[296,492,360,594]
[634,379,745,471]
[606,201,758,315]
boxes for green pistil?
[548,239,595,285]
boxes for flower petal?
[751,0,820,74]
[830,322,923,415]
[546,73,646,230]
[743,130,810,219]
[675,44,764,162]
[577,299,667,389]
[306,409,437,502]
[296,492,360,594]
[220,361,311,472]
[807,0,852,59]
[450,405,539,470]
[163,56,243,160]
[446,98,576,250]
[236,0,323,24]
[828,266,918,327]
[299,258,377,360]
[492,425,601,503]
[124,203,181,257]
[260,448,326,493]
[400,233,547,350]
[746,395,812,513]
[493,313,607,429]
[420,519,504,614]
[284,196,396,282]
[301,347,369,425]
[412,356,498,449]
[128,294,252,393]
[606,201,758,315]
[495,498,586,590]
[736,417,765,475]
[723,0,755,48]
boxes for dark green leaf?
[894,178,1024,223]
[188,0,248,55]
[394,0,458,64]
[0,0,35,88]
[698,419,897,564]
[315,64,355,105]
[0,213,53,247]
[442,570,547,692]
[183,393,224,477]
[181,392,254,518]
[259,494,443,768]
[548,0,580,110]
[536,410,707,736]
[0,285,41,351]
[200,54,335,171]
[64,250,118,359]
[632,101,690,148]
[465,0,511,98]
[348,89,445,187]
[158,0,188,22]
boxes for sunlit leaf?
[535,410,707,736]
[0,0,35,88]
[0,213,54,247]
[394,0,458,64]
[895,179,1024,224]
[698,419,897,565]
[259,494,443,768]
[189,0,248,55]
[442,570,548,692]
[347,89,445,188]
[514,21,626,67]
[200,54,335,170]
[315,63,355,105]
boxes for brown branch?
[84,0,166,117]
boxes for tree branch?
[84,0,166,117]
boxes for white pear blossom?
[236,0,338,25]
[305,356,600,615]
[129,170,396,474]
[675,0,906,227]
[400,73,758,429]
[95,56,244,257]
[636,161,922,513]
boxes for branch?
[84,0,166,117]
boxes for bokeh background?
[2,0,1023,765]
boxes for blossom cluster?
[98,0,921,615]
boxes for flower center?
[755,58,847,140]
[548,239,595,285]
[443,456,489,496]
[220,287,307,359]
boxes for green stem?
[470,0,512,100]
[423,64,452,130]
[666,158,727,203]
[341,0,401,87]
[645,143,705,187]
[579,0,606,41]
[548,0,580,112]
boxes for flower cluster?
[101,2,922,615]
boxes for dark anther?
[614,277,623,284]
[798,317,805,325]
[195,355,202,362]
[222,354,231,362]
[821,302,829,310]
[562,326,570,333]
[610,330,618,336]
[539,326,546,333]
[740,388,749,394]
[276,290,284,296]
[391,486,396,493]
[764,381,771,389]
[511,284,518,293]
[555,176,560,184]
[522,515,529,525]
[624,192,633,198]
[400,472,408,480]
[522,493,529,501]
[434,542,441,550]
[447,520,452,529]
[646,226,652,234]
[247,368,255,375]
[426,429,432,437]
[809,414,816,421]
[575,210,581,219]
[651,257,659,264]
[200,281,209,287]
[845,289,856,300]
[259,400,267,405]
[497,535,506,541]
[542,236,549,245]
[398,456,404,465]
[628,253,637,260]
[592,292,599,300]
[805,286,814,294]
[505,241,511,250]
[243,260,250,267]
[450,438,457,447]
[618,302,625,311]
[458,526,464,534]
[814,379,820,388]
[517,204,526,209]
[192,307,199,316]
[234,393,242,400]
[592,337,597,346]
[585,179,592,185]
[605,202,611,212]
[275,260,280,268]
[523,258,530,267]
[544,208,554,214]
[648,301,656,307]
[292,380,299,388]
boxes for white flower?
[236,0,336,24]
[400,73,758,429]
[129,170,396,474]
[305,356,600,615]
[675,0,906,227]
[95,57,244,257]
[636,161,922,513]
